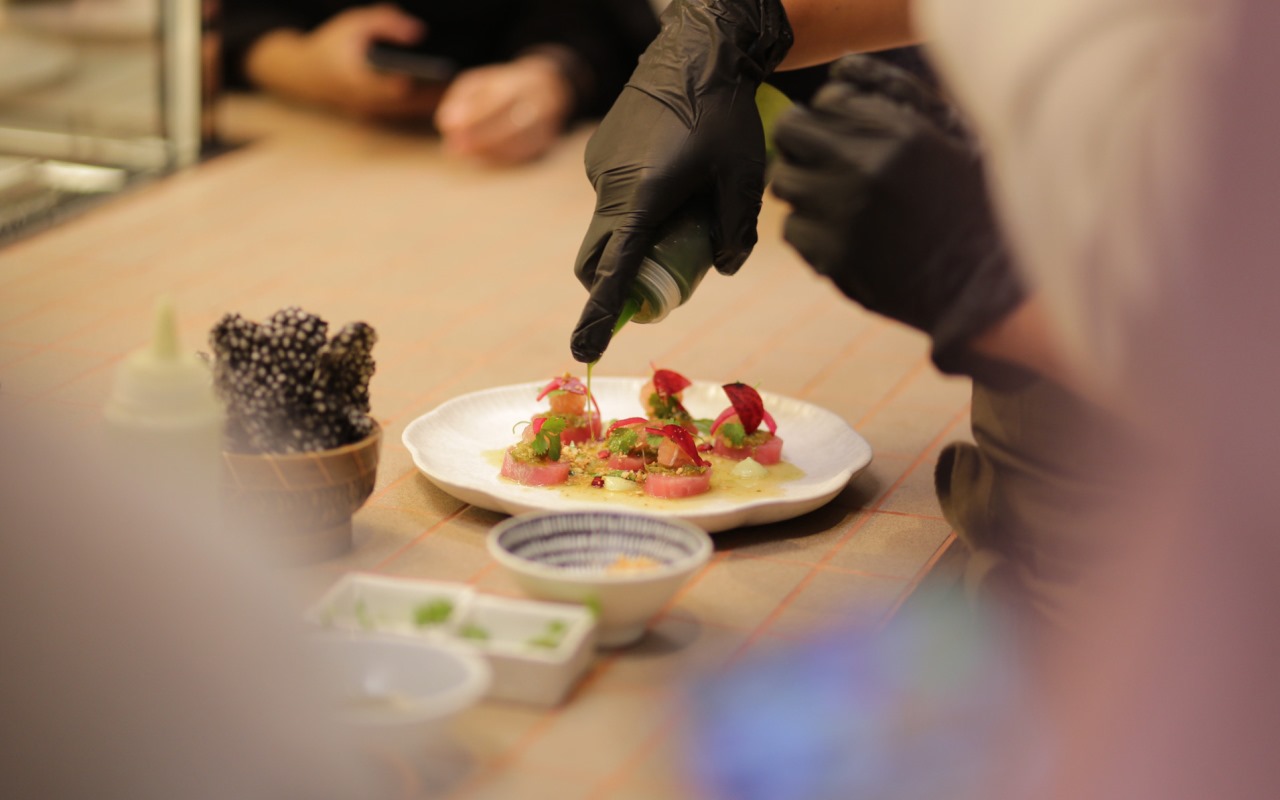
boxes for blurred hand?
[770,55,1025,380]
[434,54,574,165]
[246,4,444,119]
[568,0,793,364]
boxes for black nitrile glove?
[569,0,793,363]
[771,55,1028,385]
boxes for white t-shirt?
[913,7,1280,800]
[915,0,1227,391]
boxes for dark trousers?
[935,377,1140,629]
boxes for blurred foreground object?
[917,0,1280,798]
[684,591,1045,800]
[222,421,381,563]
[311,632,491,751]
[0,408,377,798]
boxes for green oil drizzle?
[615,296,639,335]
[586,359,595,437]
[586,297,639,426]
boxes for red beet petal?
[652,368,692,398]
[606,416,649,436]
[646,424,710,467]
[722,382,764,434]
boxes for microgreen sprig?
[529,415,567,461]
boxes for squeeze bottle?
[103,298,224,520]
[616,82,793,330]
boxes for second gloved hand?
[569,0,793,364]
[770,55,1025,381]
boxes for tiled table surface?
[0,95,974,798]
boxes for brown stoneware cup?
[222,423,381,563]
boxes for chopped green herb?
[648,392,676,418]
[526,619,571,649]
[652,391,694,422]
[414,599,454,627]
[719,422,747,447]
[509,440,537,461]
[607,427,639,454]
[694,418,714,435]
[354,598,375,630]
[459,624,490,641]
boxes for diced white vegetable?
[603,475,637,492]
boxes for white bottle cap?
[634,257,682,324]
[104,298,223,430]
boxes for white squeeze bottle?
[103,298,224,521]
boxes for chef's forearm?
[777,0,919,70]
[970,295,1088,396]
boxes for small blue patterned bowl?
[487,511,713,647]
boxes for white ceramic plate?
[402,378,872,533]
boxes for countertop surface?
[0,94,973,798]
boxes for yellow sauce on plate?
[486,448,804,507]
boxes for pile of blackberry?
[209,307,377,453]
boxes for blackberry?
[315,322,377,413]
[210,313,267,449]
[208,308,377,453]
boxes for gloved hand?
[770,55,1027,384]
[569,0,793,364]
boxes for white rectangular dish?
[455,593,597,706]
[308,573,473,639]
[308,573,597,706]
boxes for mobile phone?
[367,43,459,85]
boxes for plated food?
[499,367,790,502]
[402,376,872,533]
